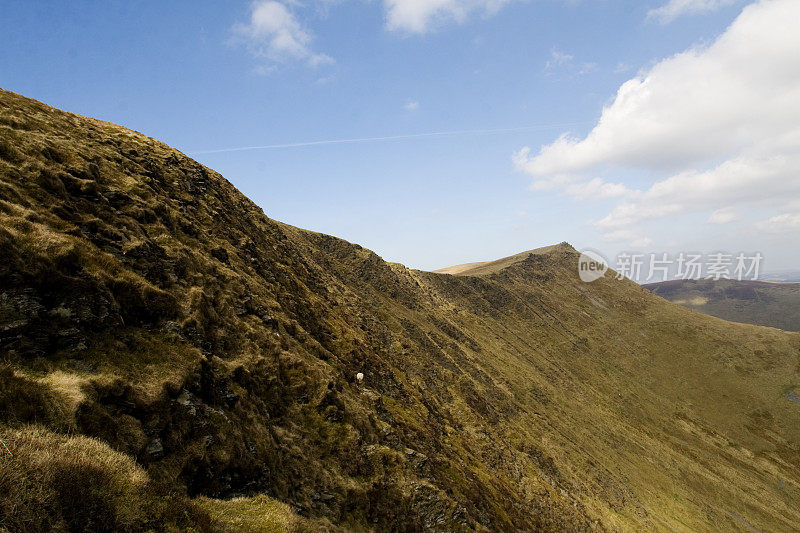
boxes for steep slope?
[645,278,800,332]
[1,89,799,532]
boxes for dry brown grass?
[3,88,800,531]
[0,426,149,532]
[0,366,73,430]
[195,495,333,533]
[35,370,106,416]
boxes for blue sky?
[2,0,799,276]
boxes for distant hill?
[644,278,800,331]
[3,89,800,532]
[760,270,800,283]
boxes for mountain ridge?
[432,244,568,276]
[1,89,799,532]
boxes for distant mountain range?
[760,270,800,283]
[644,278,800,331]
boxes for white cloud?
[564,178,631,201]
[544,48,597,77]
[614,62,633,74]
[756,212,800,232]
[589,132,800,232]
[404,100,420,111]
[647,0,738,24]
[546,48,574,68]
[707,208,738,224]
[233,1,333,67]
[384,0,514,33]
[515,0,800,241]
[253,64,278,76]
[600,229,654,248]
[314,74,336,85]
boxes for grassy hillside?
[645,279,800,332]
[1,89,799,532]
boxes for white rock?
[356,372,364,381]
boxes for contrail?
[190,122,589,155]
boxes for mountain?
[644,278,800,332]
[432,245,563,276]
[1,89,799,532]
[760,271,800,283]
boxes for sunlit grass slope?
[1,88,799,531]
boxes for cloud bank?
[515,0,800,245]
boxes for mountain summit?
[433,245,567,276]
[1,89,799,532]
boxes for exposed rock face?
[1,89,800,532]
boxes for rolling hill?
[1,89,800,532]
[644,278,800,332]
